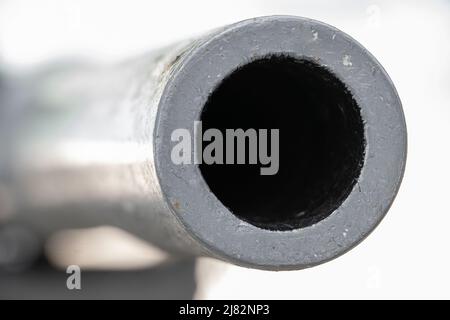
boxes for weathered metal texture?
[0,16,406,270]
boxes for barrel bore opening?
[200,55,365,231]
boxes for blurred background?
[0,0,449,299]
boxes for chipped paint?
[343,54,353,66]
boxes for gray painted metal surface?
[0,16,407,270]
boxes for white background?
[1,0,449,299]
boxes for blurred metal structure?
[0,256,196,299]
[0,16,406,270]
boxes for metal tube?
[0,16,407,270]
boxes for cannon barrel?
[0,16,406,270]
